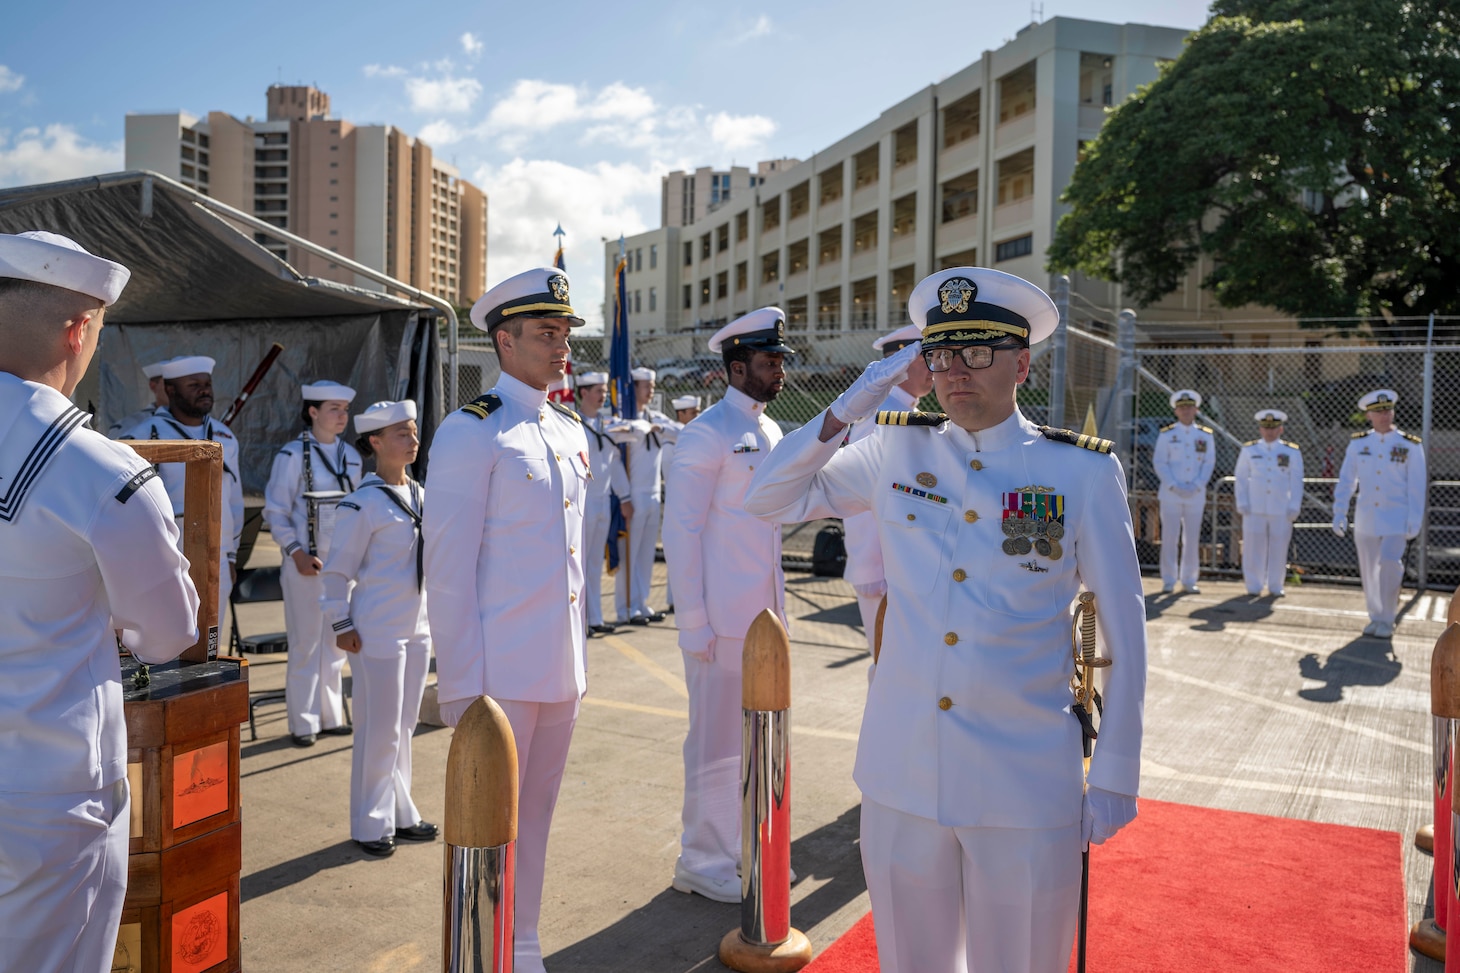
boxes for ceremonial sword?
[1071,591,1110,973]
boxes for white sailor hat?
[707,307,797,355]
[631,367,656,382]
[142,357,177,379]
[158,356,216,380]
[671,394,702,411]
[872,323,921,354]
[908,267,1057,349]
[1170,389,1202,408]
[354,399,417,434]
[469,267,584,333]
[0,230,131,306]
[1359,388,1398,412]
[301,381,357,403]
[1255,408,1287,426]
[576,371,609,387]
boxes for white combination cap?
[1359,389,1398,412]
[631,367,656,382]
[301,381,357,403]
[0,230,131,306]
[1255,408,1287,425]
[671,394,702,411]
[1170,389,1202,408]
[159,356,216,380]
[908,268,1057,348]
[576,371,609,387]
[469,267,584,333]
[354,399,418,434]
[707,307,796,355]
[872,323,921,354]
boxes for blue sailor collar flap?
[0,385,90,523]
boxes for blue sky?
[0,0,1214,329]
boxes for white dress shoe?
[1374,621,1395,639]
[1186,583,1201,594]
[1361,621,1378,637]
[672,861,740,903]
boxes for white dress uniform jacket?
[606,407,682,619]
[108,403,157,439]
[263,433,364,558]
[745,409,1146,827]
[1334,428,1427,538]
[579,411,630,627]
[1234,438,1304,595]
[1153,420,1215,588]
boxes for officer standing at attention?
[107,356,172,438]
[574,371,632,635]
[1234,409,1304,597]
[662,307,794,902]
[841,323,934,659]
[0,231,200,973]
[660,393,701,617]
[424,267,590,973]
[1153,389,1215,593]
[127,355,245,630]
[1332,389,1427,639]
[264,381,363,746]
[745,267,1147,973]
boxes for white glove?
[829,342,922,424]
[852,580,888,599]
[1407,522,1422,541]
[679,624,716,663]
[1331,514,1347,537]
[1081,786,1137,846]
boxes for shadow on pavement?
[1297,637,1401,702]
[241,840,372,903]
[1188,594,1275,633]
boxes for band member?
[662,308,795,902]
[0,231,199,973]
[264,381,362,746]
[424,267,590,973]
[1153,389,1215,593]
[1333,389,1427,638]
[575,372,632,635]
[127,355,245,630]
[321,400,435,858]
[1234,409,1304,597]
[745,267,1147,973]
[107,356,171,438]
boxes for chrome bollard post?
[1415,624,1460,962]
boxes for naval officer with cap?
[1234,409,1304,597]
[127,354,246,631]
[264,380,363,745]
[574,371,632,634]
[424,267,591,973]
[660,393,701,616]
[662,307,793,902]
[1153,389,1215,593]
[1332,389,1426,638]
[0,231,199,973]
[745,267,1147,973]
[107,356,173,438]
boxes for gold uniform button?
[569,546,576,555]
[526,472,533,480]
[570,593,577,603]
[970,459,983,471]
[952,569,967,582]
[944,632,958,645]
[906,513,916,521]
[964,510,978,523]
[565,499,571,508]
[556,453,562,461]
[938,696,953,710]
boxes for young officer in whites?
[107,356,171,438]
[1333,389,1427,639]
[321,400,435,858]
[127,355,245,630]
[840,323,935,659]
[1153,389,1215,593]
[0,231,200,973]
[1234,409,1304,597]
[574,371,632,635]
[660,393,701,617]
[264,381,363,746]
[425,267,591,973]
[662,307,794,902]
[745,268,1147,973]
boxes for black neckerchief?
[152,412,236,482]
[302,430,354,493]
[372,478,423,591]
[581,414,608,451]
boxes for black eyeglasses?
[922,342,1020,372]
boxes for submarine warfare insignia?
[1001,485,1066,560]
[916,471,938,489]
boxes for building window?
[995,235,1033,262]
[735,261,747,291]
[818,227,842,265]
[736,211,748,242]
[635,290,642,313]
[942,171,979,222]
[701,279,711,305]
[761,252,779,284]
[649,287,657,311]
[716,270,728,299]
[788,239,809,275]
[636,248,643,272]
[684,242,694,266]
[762,197,781,232]
[717,224,729,252]
[701,234,711,260]
[650,244,658,269]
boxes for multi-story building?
[660,159,800,229]
[125,85,487,308]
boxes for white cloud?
[731,15,773,44]
[0,66,23,94]
[460,32,483,57]
[0,125,122,189]
[417,119,464,146]
[405,76,482,114]
[363,64,407,79]
[707,112,777,153]
[485,80,656,132]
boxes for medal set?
[1001,486,1066,560]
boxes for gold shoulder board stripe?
[460,393,503,420]
[1197,425,1214,434]
[875,410,949,427]
[1402,431,1422,444]
[1039,425,1114,453]
[1282,440,1301,450]
[549,400,582,423]
[1160,423,1175,433]
[1351,430,1368,439]
[1243,439,1258,447]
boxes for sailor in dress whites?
[0,231,200,973]
[574,371,632,635]
[107,355,171,438]
[660,393,702,617]
[321,400,436,858]
[127,355,245,632]
[662,308,794,902]
[841,323,935,659]
[424,267,591,973]
[264,381,363,746]
[745,267,1147,973]
[1332,389,1427,639]
[1153,389,1215,593]
[1233,409,1304,597]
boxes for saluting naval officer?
[662,307,793,902]
[126,355,246,631]
[0,231,200,973]
[1332,389,1427,639]
[264,381,363,746]
[1233,409,1304,597]
[1153,389,1215,593]
[107,355,172,438]
[745,267,1147,973]
[424,267,591,973]
[574,371,632,635]
[840,322,935,659]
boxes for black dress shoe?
[647,611,667,623]
[320,725,353,736]
[628,616,650,626]
[291,733,317,747]
[395,821,439,842]
[664,604,675,615]
[355,837,395,857]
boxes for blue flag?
[606,245,634,573]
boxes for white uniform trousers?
[615,498,661,621]
[583,504,612,628]
[1241,514,1293,595]
[0,780,129,973]
[349,639,430,842]
[1158,494,1205,587]
[860,797,1081,973]
[1355,532,1406,625]
[856,591,883,656]
[678,639,744,883]
[281,558,348,736]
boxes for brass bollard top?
[1448,591,1460,629]
[444,696,519,847]
[743,609,792,712]
[1432,624,1460,719]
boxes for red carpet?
[804,799,1406,972]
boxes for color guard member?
[1153,389,1215,593]
[107,356,171,438]
[1234,409,1304,597]
[575,371,632,635]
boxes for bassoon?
[221,343,284,426]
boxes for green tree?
[1048,0,1460,326]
